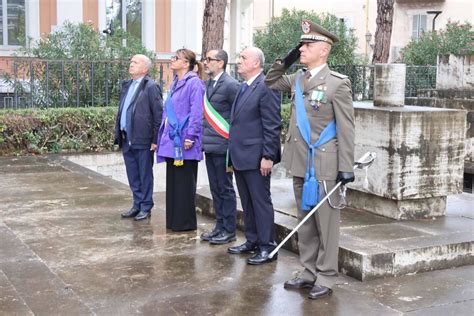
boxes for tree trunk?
[372,0,394,63]
[201,0,227,60]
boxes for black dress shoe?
[227,242,257,254]
[247,250,277,265]
[200,228,221,241]
[209,231,236,245]
[121,207,140,218]
[308,284,333,299]
[283,277,315,289]
[134,210,151,221]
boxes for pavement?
[0,154,473,315]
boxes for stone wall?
[437,54,474,89]
[351,103,466,200]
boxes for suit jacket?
[114,75,163,148]
[229,73,281,171]
[265,63,355,179]
[202,72,240,154]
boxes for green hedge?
[0,105,292,156]
[0,107,118,156]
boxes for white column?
[170,0,203,55]
[228,0,253,62]
[25,0,40,44]
[142,0,155,52]
[98,0,107,31]
[56,0,84,27]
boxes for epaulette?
[330,71,348,79]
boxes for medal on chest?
[309,85,327,111]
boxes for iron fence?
[1,59,436,109]
[0,59,173,109]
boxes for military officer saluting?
[265,20,355,299]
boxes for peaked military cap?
[300,19,339,44]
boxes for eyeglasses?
[170,55,187,62]
[205,57,221,63]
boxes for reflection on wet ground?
[0,155,472,315]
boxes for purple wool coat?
[156,71,204,163]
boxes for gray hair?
[135,54,152,71]
[246,47,265,68]
[214,49,229,70]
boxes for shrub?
[401,20,474,65]
[0,107,117,155]
[254,9,358,66]
[3,22,155,108]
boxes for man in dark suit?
[200,49,240,244]
[227,47,282,265]
[114,54,163,221]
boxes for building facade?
[253,0,473,62]
[0,0,254,60]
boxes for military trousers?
[293,176,341,288]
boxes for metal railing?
[1,59,436,109]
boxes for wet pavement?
[0,155,473,315]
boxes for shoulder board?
[330,71,348,79]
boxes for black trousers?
[165,158,198,231]
[234,169,275,251]
[205,153,237,233]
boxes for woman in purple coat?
[157,48,204,231]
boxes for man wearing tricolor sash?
[200,49,240,245]
[265,20,355,299]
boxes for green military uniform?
[265,21,355,288]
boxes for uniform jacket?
[202,72,240,154]
[229,72,282,171]
[156,71,205,162]
[265,63,355,179]
[114,75,163,148]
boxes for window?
[412,14,427,40]
[105,0,142,41]
[0,0,25,46]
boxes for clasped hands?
[184,140,194,150]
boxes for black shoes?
[308,284,333,300]
[247,250,277,265]
[209,231,236,245]
[283,277,315,289]
[228,242,257,254]
[200,228,221,241]
[121,207,140,218]
[134,210,151,221]
[121,208,150,221]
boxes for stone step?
[196,184,474,281]
[416,89,474,99]
[405,96,474,111]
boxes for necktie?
[120,80,138,131]
[305,71,312,81]
[207,80,216,94]
[235,83,248,106]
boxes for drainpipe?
[427,10,442,31]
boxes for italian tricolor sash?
[203,92,230,139]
